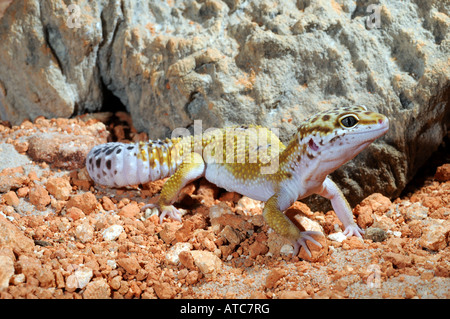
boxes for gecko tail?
[86,140,179,187]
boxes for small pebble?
[102,225,124,241]
[328,232,347,242]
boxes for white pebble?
[75,223,94,243]
[102,224,124,241]
[328,232,347,242]
[12,273,25,285]
[106,259,117,269]
[141,207,159,220]
[66,267,93,290]
[280,244,294,255]
[165,242,192,265]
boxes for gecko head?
[296,105,389,174]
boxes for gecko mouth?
[350,121,389,137]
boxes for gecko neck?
[278,132,332,186]
[279,134,310,171]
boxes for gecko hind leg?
[263,194,324,258]
[141,203,182,223]
[143,152,205,224]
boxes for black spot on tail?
[96,158,102,168]
[106,159,112,170]
[105,145,119,156]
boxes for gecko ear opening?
[308,138,319,151]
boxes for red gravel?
[0,113,449,299]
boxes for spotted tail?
[86,138,184,187]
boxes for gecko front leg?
[317,177,364,237]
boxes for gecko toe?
[343,225,364,237]
[159,205,182,223]
[295,231,324,258]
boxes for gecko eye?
[339,115,359,128]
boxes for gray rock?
[0,143,30,172]
[403,202,429,221]
[0,0,103,122]
[364,227,388,243]
[0,0,449,205]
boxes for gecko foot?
[141,203,182,223]
[343,224,364,238]
[293,231,323,258]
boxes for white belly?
[204,164,274,202]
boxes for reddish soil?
[0,113,449,299]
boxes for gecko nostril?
[378,119,383,124]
